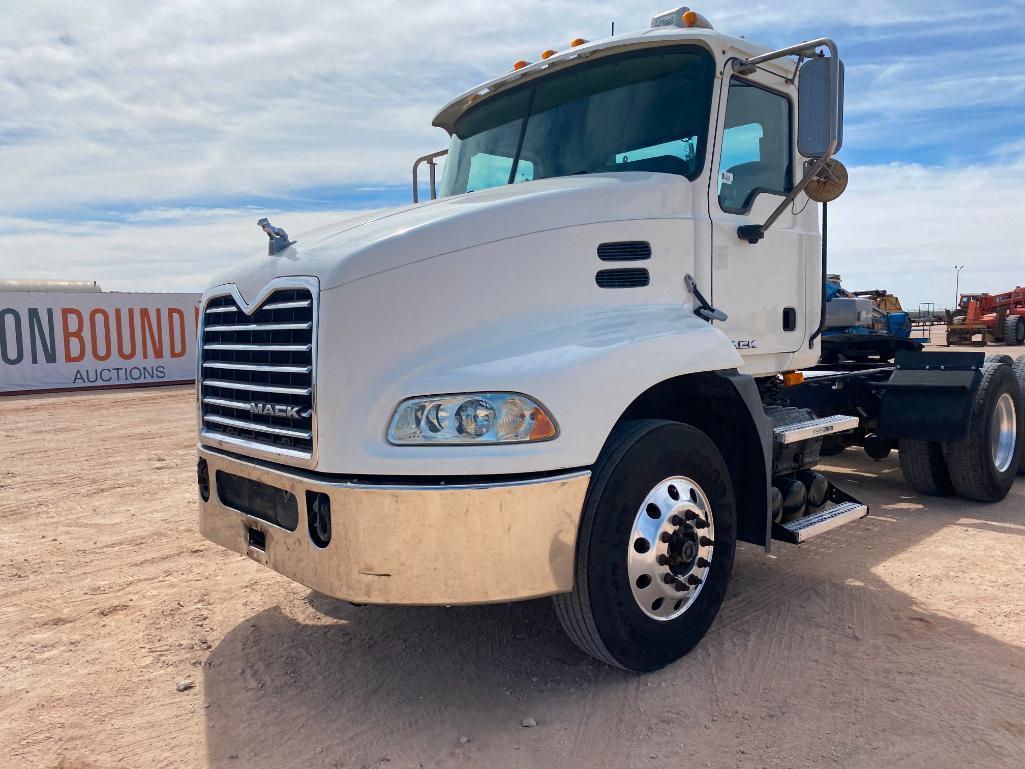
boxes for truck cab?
[195,9,1022,672]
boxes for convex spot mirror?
[798,56,845,158]
[805,158,848,203]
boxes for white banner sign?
[0,291,202,394]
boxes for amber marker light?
[540,49,557,60]
[570,38,588,47]
[682,10,698,26]
[782,371,805,387]
[513,60,529,70]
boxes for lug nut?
[663,573,676,584]
[693,519,709,529]
[657,554,670,566]
[674,583,689,592]
[684,510,700,521]
[699,536,714,547]
[660,532,672,543]
[670,514,684,526]
[687,574,702,586]
[696,557,710,568]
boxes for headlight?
[387,393,558,445]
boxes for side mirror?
[798,57,844,158]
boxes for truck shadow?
[202,450,1025,769]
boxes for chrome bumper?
[197,447,590,605]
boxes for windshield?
[440,46,714,197]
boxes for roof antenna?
[611,21,615,36]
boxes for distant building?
[0,280,102,293]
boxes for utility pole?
[954,265,965,310]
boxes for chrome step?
[773,414,860,445]
[775,501,868,544]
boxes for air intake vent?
[596,268,650,289]
[200,286,316,458]
[597,241,652,261]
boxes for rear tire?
[553,419,736,672]
[898,440,954,497]
[1004,315,1025,346]
[1013,356,1025,476]
[941,361,1023,501]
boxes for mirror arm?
[736,156,831,244]
[732,37,837,75]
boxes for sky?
[2,0,1024,308]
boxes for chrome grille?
[199,287,316,457]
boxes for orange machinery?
[948,286,1025,346]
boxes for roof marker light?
[513,60,529,70]
[540,49,557,60]
[650,6,714,30]
[570,38,588,47]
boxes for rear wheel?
[942,361,1023,501]
[553,419,736,672]
[898,440,954,497]
[1004,315,1025,346]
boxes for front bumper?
[197,447,590,605]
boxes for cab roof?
[432,26,785,134]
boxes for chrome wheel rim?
[627,476,714,622]
[992,392,1017,473]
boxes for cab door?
[707,70,814,369]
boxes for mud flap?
[875,352,983,443]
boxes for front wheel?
[553,419,737,672]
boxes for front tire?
[553,419,737,672]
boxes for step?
[773,414,860,445]
[774,501,868,544]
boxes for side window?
[718,78,792,213]
[466,154,534,192]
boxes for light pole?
[954,265,965,310]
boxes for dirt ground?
[3,379,1025,769]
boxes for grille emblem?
[250,402,311,419]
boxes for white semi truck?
[196,8,1024,671]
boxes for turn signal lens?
[682,10,698,26]
[540,49,557,60]
[570,38,587,47]
[513,60,529,70]
[528,408,557,441]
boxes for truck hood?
[211,172,693,302]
